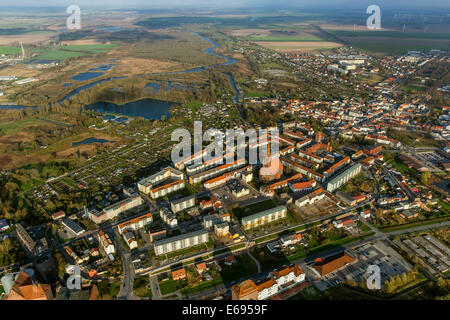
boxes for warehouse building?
[61,217,86,237]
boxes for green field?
[249,36,324,42]
[0,45,21,55]
[344,41,450,56]
[329,30,450,40]
[0,118,46,135]
[158,279,178,295]
[61,43,117,53]
[31,43,117,60]
[33,49,89,60]
[327,29,450,55]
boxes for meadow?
[326,29,450,55]
[31,43,117,60]
[0,45,22,55]
[249,35,324,42]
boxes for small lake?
[72,71,106,82]
[89,64,115,72]
[0,105,36,110]
[72,137,115,146]
[86,98,174,120]
[145,82,162,93]
[59,76,127,103]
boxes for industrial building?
[61,217,86,237]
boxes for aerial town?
[0,1,449,304]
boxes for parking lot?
[311,240,413,291]
[211,180,267,208]
[419,151,446,165]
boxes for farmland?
[0,45,22,55]
[324,29,450,55]
[30,43,117,60]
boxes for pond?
[0,105,36,110]
[72,71,106,82]
[72,137,115,146]
[86,98,175,120]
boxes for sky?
[0,0,448,9]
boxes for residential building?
[172,268,186,281]
[232,279,259,300]
[97,231,115,255]
[326,163,362,192]
[122,230,138,250]
[117,211,153,234]
[149,227,167,242]
[15,224,37,254]
[232,264,305,300]
[203,165,253,189]
[51,211,65,220]
[272,264,305,288]
[214,222,229,237]
[137,167,185,199]
[189,159,246,184]
[88,195,144,224]
[153,229,209,255]
[295,188,326,208]
[289,179,316,193]
[170,195,196,213]
[159,207,178,228]
[241,206,287,230]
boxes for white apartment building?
[98,231,115,255]
[117,211,153,234]
[170,195,196,213]
[159,207,178,228]
[153,229,209,255]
